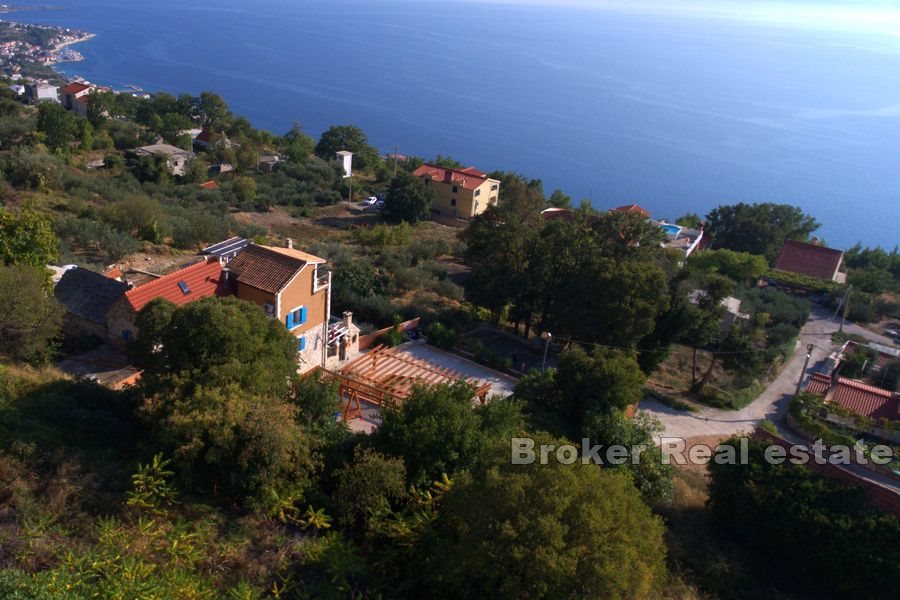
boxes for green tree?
[36,101,77,152]
[687,248,768,285]
[556,345,646,431]
[383,170,433,223]
[193,91,232,130]
[708,436,900,597]
[705,202,819,263]
[0,265,62,362]
[314,124,379,170]
[548,189,572,208]
[675,212,703,228]
[0,207,59,268]
[423,436,668,599]
[375,382,524,485]
[134,297,310,495]
[282,122,316,162]
[333,447,408,529]
[233,176,257,203]
[582,408,674,503]
[132,153,170,184]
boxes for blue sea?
[9,0,900,248]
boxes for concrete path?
[639,307,900,492]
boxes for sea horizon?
[10,0,900,249]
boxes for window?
[491,184,498,191]
[177,280,191,295]
[285,306,307,330]
[122,329,131,341]
[474,189,481,197]
[298,336,306,352]
[263,302,275,318]
[450,198,457,206]
[452,185,459,193]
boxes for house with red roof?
[805,372,900,441]
[412,164,500,219]
[106,258,229,348]
[610,204,651,218]
[774,239,846,283]
[60,81,94,111]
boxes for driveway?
[639,306,900,493]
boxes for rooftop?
[123,258,228,313]
[201,236,249,259]
[412,164,493,190]
[55,267,130,324]
[610,204,651,218]
[806,372,899,421]
[135,144,193,158]
[60,81,91,94]
[226,244,310,295]
[774,239,844,281]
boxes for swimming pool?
[659,224,681,236]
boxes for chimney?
[221,267,230,282]
[342,311,353,329]
[286,238,293,249]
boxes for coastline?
[47,32,95,65]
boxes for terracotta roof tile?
[774,239,843,281]
[610,204,651,218]
[226,244,306,294]
[61,82,92,94]
[412,164,490,190]
[805,372,832,395]
[199,180,219,190]
[829,376,898,420]
[124,258,228,313]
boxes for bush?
[426,322,457,350]
[379,326,405,347]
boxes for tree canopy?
[0,265,61,362]
[374,382,524,485]
[423,436,668,599]
[383,170,433,223]
[0,206,59,268]
[705,202,819,263]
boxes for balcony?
[314,269,331,293]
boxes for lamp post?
[795,343,816,397]
[541,331,552,370]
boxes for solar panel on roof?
[178,281,191,294]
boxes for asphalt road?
[638,306,900,493]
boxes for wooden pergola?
[321,344,492,421]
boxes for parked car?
[363,196,378,205]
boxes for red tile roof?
[226,244,307,295]
[805,372,832,395]
[774,239,843,281]
[412,164,490,190]
[123,258,228,313]
[200,180,220,190]
[61,82,92,94]
[610,204,651,218]
[829,377,899,420]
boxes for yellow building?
[413,164,500,218]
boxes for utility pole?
[839,284,853,333]
[541,331,552,370]
[795,343,816,396]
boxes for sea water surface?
[10,0,900,248]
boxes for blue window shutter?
[298,336,306,351]
[286,313,293,329]
[300,306,307,324]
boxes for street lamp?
[795,343,816,397]
[541,331,552,370]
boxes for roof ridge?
[126,258,216,295]
[835,376,894,397]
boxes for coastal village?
[0,12,898,600]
